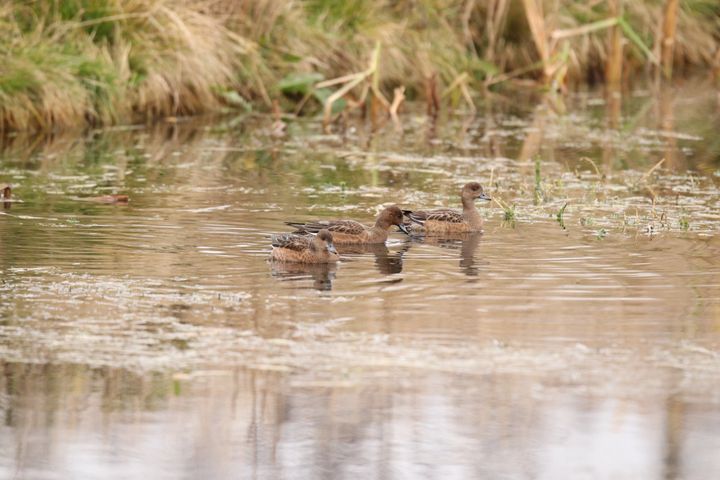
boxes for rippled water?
[1,84,720,479]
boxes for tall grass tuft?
[1,0,260,131]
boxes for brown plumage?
[270,229,340,263]
[286,205,409,244]
[403,182,491,233]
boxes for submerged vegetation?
[1,0,719,132]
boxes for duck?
[270,229,340,263]
[403,182,491,233]
[2,185,11,209]
[286,205,409,244]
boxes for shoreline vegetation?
[1,0,719,133]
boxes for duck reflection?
[336,242,410,275]
[270,262,337,291]
[411,231,484,276]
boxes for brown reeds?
[0,0,718,133]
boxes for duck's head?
[378,205,410,234]
[317,229,338,255]
[462,182,491,202]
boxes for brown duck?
[286,205,409,244]
[270,229,340,263]
[2,185,11,209]
[403,182,491,233]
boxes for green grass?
[534,156,543,205]
[503,204,517,223]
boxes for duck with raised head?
[286,205,409,244]
[403,182,491,233]
[270,229,340,263]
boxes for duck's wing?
[403,208,462,225]
[271,233,311,251]
[285,219,367,235]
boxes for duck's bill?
[397,223,411,235]
[478,193,492,201]
[327,243,338,255]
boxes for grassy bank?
[1,0,719,132]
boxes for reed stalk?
[660,0,680,79]
[606,0,624,88]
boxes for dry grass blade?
[580,156,602,176]
[551,18,619,40]
[641,158,666,183]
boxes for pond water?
[1,82,720,479]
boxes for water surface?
[1,83,720,479]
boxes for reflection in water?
[336,242,410,275]
[659,83,681,171]
[2,362,720,479]
[458,232,483,276]
[270,261,337,291]
[411,232,484,276]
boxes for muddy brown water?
[1,84,720,478]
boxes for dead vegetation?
[1,0,718,132]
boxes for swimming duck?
[286,205,409,244]
[403,182,491,233]
[2,185,11,209]
[270,229,339,263]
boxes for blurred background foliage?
[1,0,718,132]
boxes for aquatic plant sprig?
[492,196,517,224]
[556,203,568,229]
[534,156,544,205]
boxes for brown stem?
[660,0,679,80]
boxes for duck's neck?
[370,219,391,242]
[373,217,392,231]
[461,197,483,229]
